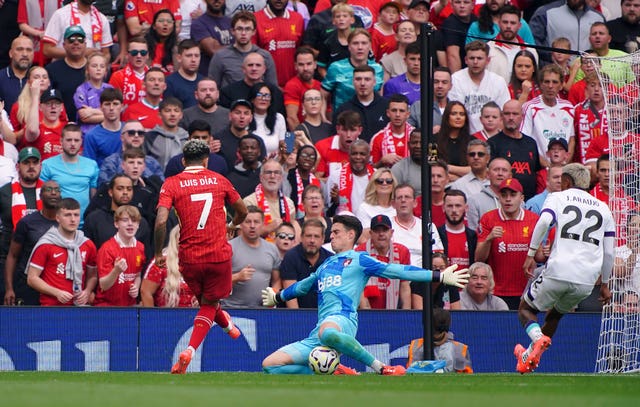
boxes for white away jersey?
[542,188,615,285]
[521,96,575,158]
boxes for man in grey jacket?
[529,0,604,63]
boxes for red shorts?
[179,259,232,302]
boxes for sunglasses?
[129,50,149,57]
[125,130,146,137]
[375,178,394,185]
[256,92,272,100]
[468,151,487,157]
[276,232,295,241]
[67,36,85,44]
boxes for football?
[308,346,340,375]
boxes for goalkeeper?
[261,215,470,376]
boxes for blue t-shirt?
[164,72,204,109]
[82,124,123,168]
[40,155,100,227]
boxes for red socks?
[188,304,217,350]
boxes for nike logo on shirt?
[53,252,64,258]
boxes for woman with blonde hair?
[141,225,197,307]
[356,168,397,242]
[10,65,67,143]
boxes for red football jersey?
[283,76,322,125]
[121,101,161,129]
[29,240,97,306]
[124,0,182,25]
[144,259,197,307]
[25,121,66,160]
[94,236,146,306]
[158,167,240,264]
[254,8,304,87]
[445,228,471,269]
[477,208,539,297]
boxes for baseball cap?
[499,178,524,194]
[64,25,86,40]
[230,99,253,111]
[370,214,392,229]
[18,147,41,162]
[547,137,568,151]
[40,88,63,104]
[380,1,402,13]
[409,0,429,9]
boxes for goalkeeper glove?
[439,264,470,289]
[262,287,279,307]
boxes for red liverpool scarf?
[338,162,373,212]
[11,180,43,230]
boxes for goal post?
[594,51,640,373]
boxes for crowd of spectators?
[0,0,638,312]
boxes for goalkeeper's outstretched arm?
[262,272,318,307]
[359,254,470,289]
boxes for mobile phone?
[284,131,295,153]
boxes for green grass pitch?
[1,372,639,407]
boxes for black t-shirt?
[45,60,87,123]
[295,120,332,145]
[441,14,477,69]
[607,18,640,54]
[226,165,261,198]
[488,131,541,201]
[92,0,125,35]
[217,128,267,170]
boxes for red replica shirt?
[355,242,411,309]
[477,208,539,297]
[121,100,161,129]
[25,121,66,160]
[124,0,182,25]
[315,135,349,177]
[254,8,304,87]
[29,240,97,306]
[10,103,68,140]
[94,236,145,306]
[573,101,607,164]
[143,260,196,307]
[370,26,396,62]
[445,227,471,269]
[283,76,321,125]
[158,166,240,264]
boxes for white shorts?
[523,272,594,314]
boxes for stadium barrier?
[0,308,600,373]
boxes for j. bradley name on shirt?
[179,177,219,188]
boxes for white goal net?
[594,51,640,373]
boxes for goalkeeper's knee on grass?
[319,328,375,366]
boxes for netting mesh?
[594,51,640,373]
